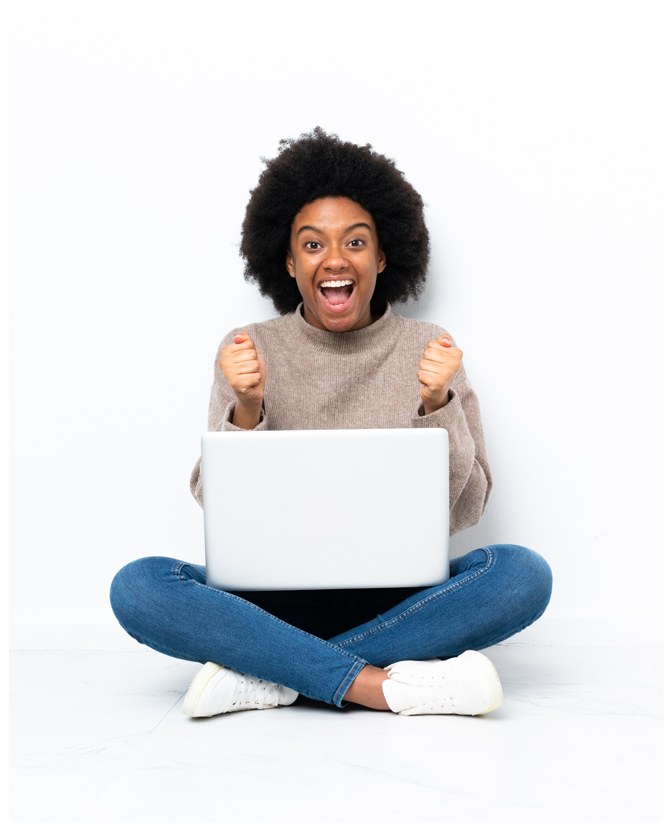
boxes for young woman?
[110,127,553,718]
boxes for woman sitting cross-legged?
[110,126,553,718]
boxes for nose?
[323,245,348,272]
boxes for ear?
[286,249,295,278]
[378,246,387,273]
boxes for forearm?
[424,398,448,416]
[420,387,453,417]
[412,373,493,532]
[449,460,491,534]
[232,401,262,430]
[190,399,266,510]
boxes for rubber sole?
[460,650,504,714]
[182,661,224,717]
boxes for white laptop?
[201,428,450,591]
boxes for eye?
[304,239,365,250]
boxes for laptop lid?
[201,428,449,591]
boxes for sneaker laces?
[229,673,278,709]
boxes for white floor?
[9,642,664,824]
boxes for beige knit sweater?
[190,301,493,535]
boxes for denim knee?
[109,556,174,636]
[493,544,553,623]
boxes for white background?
[9,0,663,646]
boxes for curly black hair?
[239,126,431,316]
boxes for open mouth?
[318,281,356,313]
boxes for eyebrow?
[296,222,372,236]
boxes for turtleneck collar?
[287,301,400,354]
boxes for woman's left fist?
[417,335,463,415]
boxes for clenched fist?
[418,334,463,415]
[219,332,267,411]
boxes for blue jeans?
[110,544,552,707]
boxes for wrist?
[235,397,262,413]
[423,391,450,416]
[232,398,263,430]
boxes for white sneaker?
[382,650,503,716]
[182,662,299,718]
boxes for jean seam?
[332,658,367,707]
[173,561,200,578]
[332,547,497,648]
[173,563,363,665]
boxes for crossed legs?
[110,545,552,709]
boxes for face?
[285,197,386,332]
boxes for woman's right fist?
[219,332,267,409]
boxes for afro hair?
[239,126,431,316]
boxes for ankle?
[343,665,391,711]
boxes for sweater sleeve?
[410,362,493,535]
[189,334,269,509]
